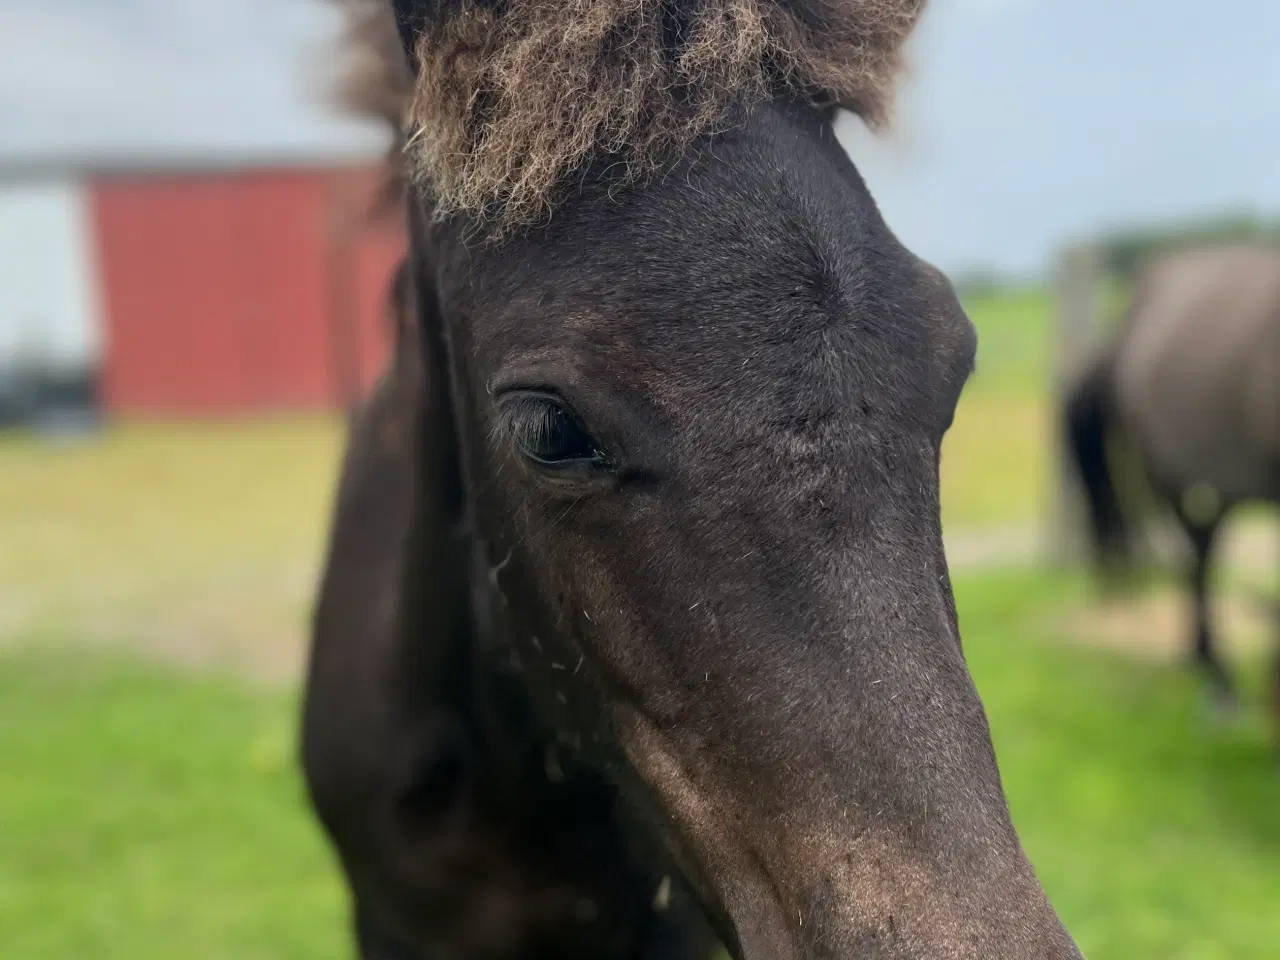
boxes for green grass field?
[940,286,1056,530]
[0,651,345,960]
[0,417,342,680]
[2,287,1277,958]
[960,571,1279,960]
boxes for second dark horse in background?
[1064,245,1280,727]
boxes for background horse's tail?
[1063,341,1133,574]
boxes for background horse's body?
[1066,245,1280,704]
[1115,247,1280,505]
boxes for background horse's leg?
[1272,646,1280,760]
[1272,536,1280,757]
[1176,501,1235,711]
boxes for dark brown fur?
[303,257,718,959]
[305,3,1083,958]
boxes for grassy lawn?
[0,417,344,679]
[941,287,1053,530]
[0,418,350,958]
[958,570,1279,960]
[2,570,1277,959]
[0,649,345,960]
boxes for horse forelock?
[335,0,926,238]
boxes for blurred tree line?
[943,212,1280,300]
[1100,211,1280,279]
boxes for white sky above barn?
[1,0,1278,275]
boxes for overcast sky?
[2,0,1277,275]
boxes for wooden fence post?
[1048,243,1102,566]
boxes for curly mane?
[334,0,925,234]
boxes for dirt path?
[0,558,319,687]
[945,517,1278,666]
[944,518,1277,575]
[1054,589,1275,664]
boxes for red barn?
[0,156,404,417]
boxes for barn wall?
[92,165,403,416]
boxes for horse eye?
[510,395,605,470]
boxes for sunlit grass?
[963,286,1056,394]
[0,417,344,678]
[957,570,1280,960]
[938,287,1053,530]
[0,648,345,960]
[942,390,1049,530]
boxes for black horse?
[302,2,1081,958]
[1064,245,1280,721]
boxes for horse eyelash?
[489,396,574,452]
[524,402,569,448]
